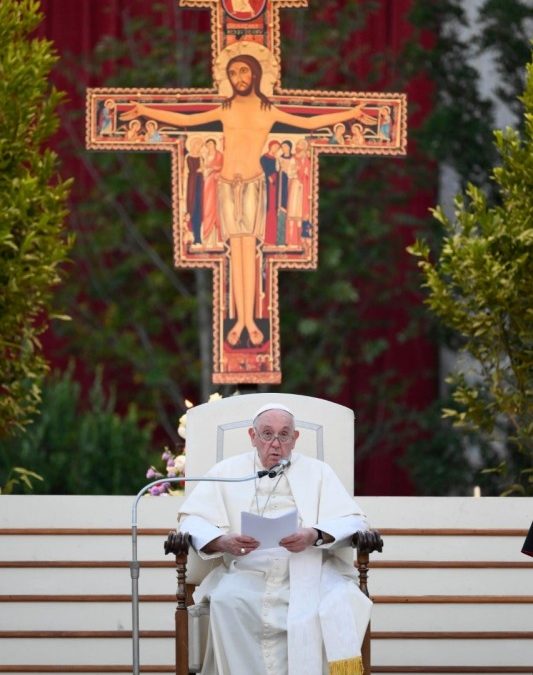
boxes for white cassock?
[178,451,372,675]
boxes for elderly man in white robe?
[178,403,372,675]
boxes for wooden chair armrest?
[164,530,191,557]
[352,528,383,556]
[164,531,190,610]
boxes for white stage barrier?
[1,495,532,674]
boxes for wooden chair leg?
[353,529,384,675]
[165,531,191,675]
[165,529,383,675]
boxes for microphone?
[130,468,267,675]
[263,458,291,478]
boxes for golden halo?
[213,41,280,98]
[185,134,206,154]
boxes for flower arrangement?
[145,393,223,495]
[145,447,186,495]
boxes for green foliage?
[0,466,43,495]
[0,366,157,495]
[54,3,211,442]
[399,395,513,496]
[477,0,533,118]
[409,52,533,495]
[0,0,72,438]
[405,0,496,189]
[406,0,533,191]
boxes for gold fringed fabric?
[329,656,364,675]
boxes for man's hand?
[202,533,259,556]
[279,527,318,553]
[120,103,145,121]
[352,102,375,125]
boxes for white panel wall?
[1,495,532,674]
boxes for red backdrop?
[37,0,437,495]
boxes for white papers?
[241,509,298,549]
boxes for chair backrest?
[182,393,355,584]
[184,393,355,494]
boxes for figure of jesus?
[121,54,365,348]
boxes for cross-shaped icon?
[86,0,407,384]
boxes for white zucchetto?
[252,403,295,424]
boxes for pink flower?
[146,466,162,480]
[149,482,171,496]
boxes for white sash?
[288,548,323,674]
[288,550,372,675]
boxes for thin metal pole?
[130,472,259,675]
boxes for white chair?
[164,393,383,675]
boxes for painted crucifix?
[86,0,407,384]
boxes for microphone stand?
[130,469,272,675]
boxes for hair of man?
[223,54,272,110]
[253,408,295,433]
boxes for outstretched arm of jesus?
[272,102,366,130]
[120,102,222,127]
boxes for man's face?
[228,60,253,96]
[189,137,203,155]
[334,124,345,138]
[249,410,299,468]
[269,141,280,156]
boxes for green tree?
[401,0,497,190]
[0,0,72,437]
[54,3,211,443]
[0,366,156,495]
[409,51,533,495]
[0,467,43,495]
[398,0,532,495]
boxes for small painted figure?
[277,140,293,246]
[349,122,365,147]
[125,119,142,141]
[186,136,204,246]
[97,100,114,136]
[201,138,224,246]
[378,106,392,141]
[286,138,311,245]
[328,122,346,145]
[144,120,163,142]
[260,140,281,246]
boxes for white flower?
[177,412,187,439]
[177,394,222,438]
[174,454,186,473]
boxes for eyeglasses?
[255,429,294,444]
